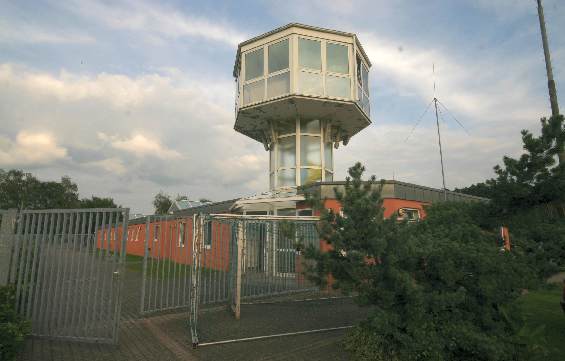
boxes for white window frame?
[241,36,292,107]
[355,52,370,115]
[396,208,420,223]
[270,118,333,189]
[204,221,212,250]
[178,222,186,248]
[296,36,352,101]
[324,40,352,100]
[154,224,160,242]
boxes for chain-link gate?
[8,208,129,344]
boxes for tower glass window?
[268,39,289,73]
[277,168,296,187]
[326,76,350,98]
[267,39,290,99]
[300,168,322,185]
[243,80,264,104]
[324,142,333,170]
[278,136,296,168]
[268,118,330,189]
[267,73,290,98]
[300,136,321,166]
[326,43,348,74]
[356,53,370,115]
[298,38,321,70]
[245,48,264,81]
[300,119,320,134]
[298,38,323,97]
[298,72,322,96]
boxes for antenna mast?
[405,64,468,199]
[433,64,447,200]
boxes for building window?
[298,71,323,96]
[178,222,186,247]
[267,72,290,98]
[297,209,313,217]
[242,38,290,106]
[300,168,322,185]
[278,136,296,168]
[267,39,290,99]
[277,208,296,216]
[154,224,160,242]
[356,53,370,115]
[326,75,350,99]
[134,226,140,242]
[397,208,420,222]
[298,38,321,70]
[269,118,331,189]
[324,142,333,170]
[238,34,363,109]
[268,39,289,73]
[277,168,296,187]
[300,135,321,167]
[300,119,320,134]
[245,48,264,81]
[243,80,264,105]
[204,222,212,249]
[326,43,349,74]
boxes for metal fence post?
[232,219,244,320]
[140,216,150,314]
[0,209,17,286]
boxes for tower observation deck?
[233,23,372,190]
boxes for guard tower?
[233,23,371,191]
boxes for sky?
[1,0,564,214]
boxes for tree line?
[0,169,118,210]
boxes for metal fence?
[194,214,320,346]
[9,208,129,344]
[138,214,204,314]
[135,213,320,346]
[4,208,320,347]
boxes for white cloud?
[0,63,263,212]
[0,21,95,44]
[0,64,171,108]
[88,157,127,174]
[98,133,182,159]
[62,0,247,47]
[359,32,544,127]
[0,131,67,166]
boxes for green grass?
[517,284,565,360]
[124,253,226,280]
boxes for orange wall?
[305,197,429,290]
[98,198,430,276]
[98,217,231,271]
[311,198,428,219]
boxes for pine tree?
[305,163,532,361]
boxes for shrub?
[305,163,534,361]
[0,285,30,361]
